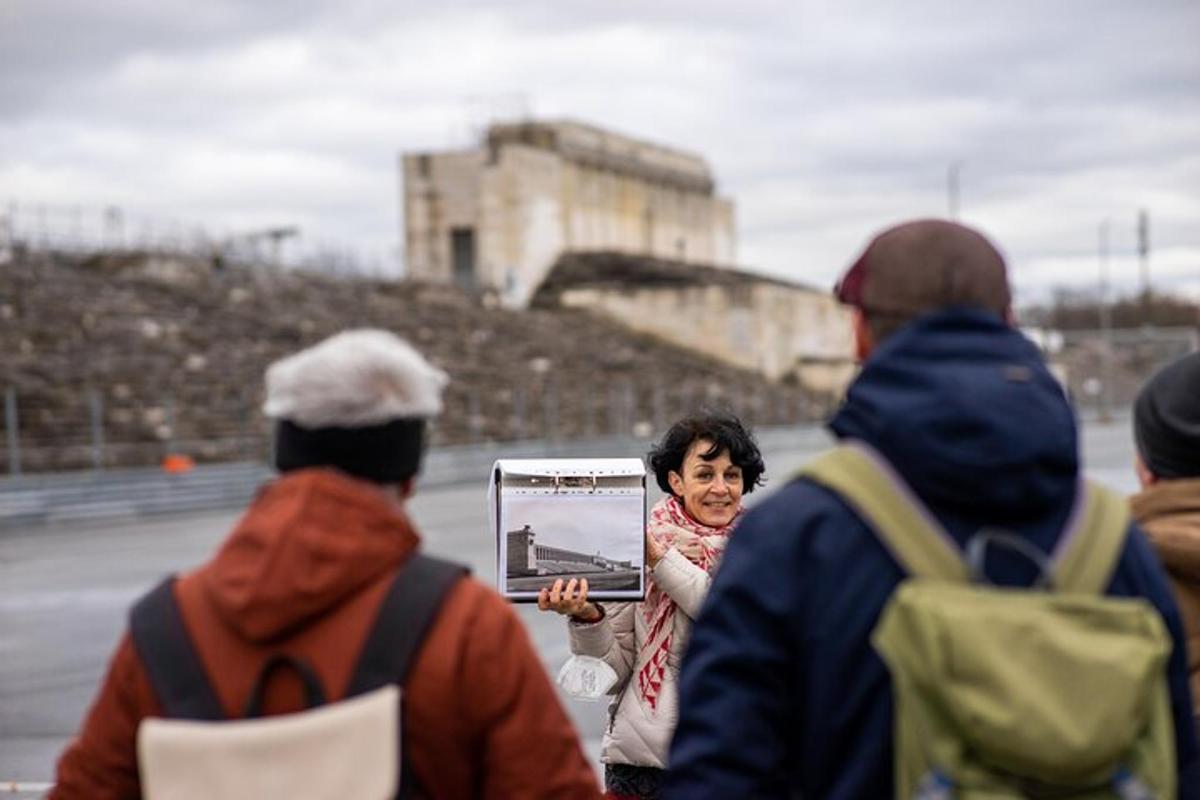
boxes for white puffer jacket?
[567,547,714,769]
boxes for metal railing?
[0,375,827,477]
[0,200,391,276]
[0,425,825,530]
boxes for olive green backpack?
[800,442,1176,799]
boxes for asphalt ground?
[0,419,1138,790]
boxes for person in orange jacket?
[52,329,601,799]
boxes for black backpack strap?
[349,554,467,800]
[128,576,224,721]
[243,653,328,718]
[347,553,468,696]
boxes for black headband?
[272,418,427,484]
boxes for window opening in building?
[451,227,476,290]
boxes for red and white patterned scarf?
[636,495,739,711]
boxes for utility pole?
[947,161,963,220]
[1137,208,1151,299]
[1098,219,1114,424]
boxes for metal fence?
[0,200,391,277]
[0,385,270,476]
[0,379,828,478]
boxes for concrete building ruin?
[402,118,855,394]
[402,119,736,307]
[534,252,855,393]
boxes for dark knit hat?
[273,418,427,484]
[1134,352,1200,480]
[263,329,448,484]
[835,219,1011,321]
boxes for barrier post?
[89,389,105,471]
[5,386,20,477]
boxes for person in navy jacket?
[664,220,1199,799]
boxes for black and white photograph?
[500,494,645,601]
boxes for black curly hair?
[647,411,765,497]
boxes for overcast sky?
[3,0,1198,302]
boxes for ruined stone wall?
[554,280,855,391]
[559,161,733,268]
[0,251,824,473]
[402,149,486,283]
[478,143,565,303]
[489,119,713,191]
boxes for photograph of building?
[498,493,645,600]
[506,523,639,591]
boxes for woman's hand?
[646,529,668,569]
[537,578,602,622]
[674,537,702,561]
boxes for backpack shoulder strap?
[797,442,969,582]
[349,554,467,800]
[1052,480,1130,595]
[347,553,469,696]
[128,576,225,721]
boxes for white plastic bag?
[556,655,618,701]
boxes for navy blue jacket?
[665,309,1199,799]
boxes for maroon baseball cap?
[834,219,1011,320]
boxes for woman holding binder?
[538,411,765,800]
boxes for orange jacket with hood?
[51,468,601,799]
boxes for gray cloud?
[2,0,1197,298]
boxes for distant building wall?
[478,143,565,304]
[506,526,538,576]
[402,120,736,306]
[532,543,634,573]
[403,150,487,287]
[554,279,856,392]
